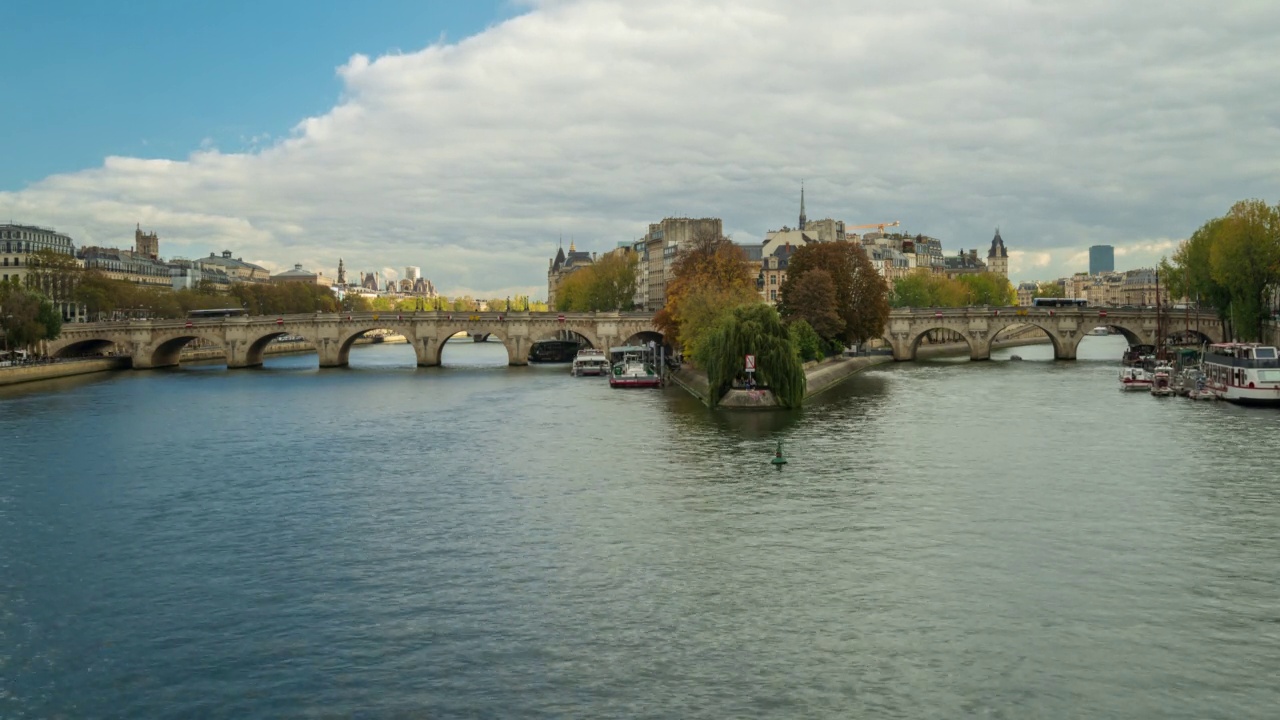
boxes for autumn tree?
[778,241,889,346]
[653,229,759,360]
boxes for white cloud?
[3,0,1279,297]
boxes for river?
[2,336,1277,718]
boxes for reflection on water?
[2,338,1278,719]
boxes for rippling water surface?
[2,337,1278,718]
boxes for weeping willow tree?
[694,303,806,408]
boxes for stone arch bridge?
[48,311,661,369]
[883,306,1224,361]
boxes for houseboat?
[608,345,663,388]
[1200,342,1280,406]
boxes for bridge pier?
[414,337,441,367]
[317,338,347,368]
[226,340,261,369]
[969,337,992,361]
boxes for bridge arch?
[139,332,227,369]
[52,337,121,359]
[622,330,665,348]
[431,325,523,366]
[528,326,603,351]
[330,324,419,367]
[987,321,1069,360]
[906,326,982,361]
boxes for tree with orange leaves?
[653,229,760,362]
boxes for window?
[770,274,777,285]
[770,289,777,301]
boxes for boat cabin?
[1201,343,1280,406]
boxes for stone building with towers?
[547,240,596,309]
[134,224,159,259]
[986,228,1009,278]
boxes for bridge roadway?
[883,306,1224,361]
[49,311,662,369]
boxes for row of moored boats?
[1121,342,1280,405]
[569,346,664,388]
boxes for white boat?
[1150,364,1175,396]
[608,345,663,388]
[1120,366,1152,391]
[1088,326,1110,336]
[570,348,608,376]
[1119,344,1155,392]
[1200,342,1280,406]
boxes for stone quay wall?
[0,358,130,387]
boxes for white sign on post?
[745,354,756,372]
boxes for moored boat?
[1200,342,1280,406]
[570,348,609,376]
[1119,344,1155,392]
[529,339,582,363]
[1150,365,1175,396]
[608,345,663,388]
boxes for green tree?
[788,318,824,362]
[24,247,82,305]
[1209,199,1280,341]
[782,269,843,340]
[889,270,933,308]
[555,269,594,311]
[0,286,60,353]
[695,303,806,408]
[957,272,1017,305]
[589,251,639,310]
[1033,281,1065,299]
[779,241,889,346]
[342,293,373,312]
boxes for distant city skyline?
[3,0,1277,296]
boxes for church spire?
[798,181,807,230]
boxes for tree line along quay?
[5,199,1280,403]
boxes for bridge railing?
[64,310,659,331]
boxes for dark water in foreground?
[2,337,1278,718]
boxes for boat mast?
[1156,267,1165,361]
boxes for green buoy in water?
[771,440,787,467]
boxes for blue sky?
[0,0,516,190]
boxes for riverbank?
[0,357,130,387]
[670,353,892,409]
